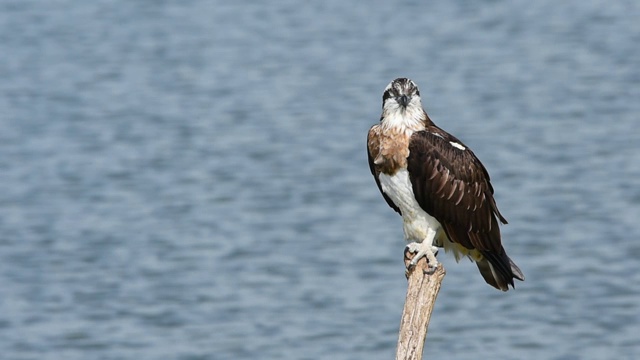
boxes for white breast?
[378,169,442,243]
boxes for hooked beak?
[397,95,410,107]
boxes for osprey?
[367,78,524,291]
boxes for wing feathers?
[454,182,465,205]
[407,130,501,235]
[407,129,522,289]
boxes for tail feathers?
[476,252,524,291]
[510,258,525,281]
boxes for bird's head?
[380,78,425,130]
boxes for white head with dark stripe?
[380,78,425,132]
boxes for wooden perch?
[395,249,446,360]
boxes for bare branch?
[395,249,446,360]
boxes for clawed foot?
[405,242,439,275]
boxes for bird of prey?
[367,78,524,291]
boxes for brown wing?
[367,125,401,215]
[406,129,507,253]
[408,129,525,289]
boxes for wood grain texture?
[395,249,446,360]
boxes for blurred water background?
[1,1,639,359]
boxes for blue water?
[1,1,639,359]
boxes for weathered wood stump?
[395,248,446,360]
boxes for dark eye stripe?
[383,78,420,104]
[382,89,394,101]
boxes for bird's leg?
[406,228,439,274]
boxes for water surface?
[1,1,639,359]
